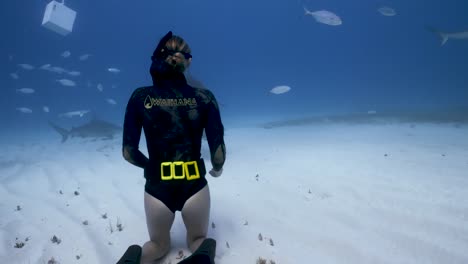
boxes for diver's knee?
[141,240,171,261]
[152,239,171,253]
[187,235,207,252]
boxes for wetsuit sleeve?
[204,90,226,171]
[122,89,149,169]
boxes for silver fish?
[79,54,92,61]
[50,66,67,74]
[270,85,291,95]
[97,83,104,92]
[16,107,33,113]
[107,67,121,73]
[10,73,19,79]
[18,64,35,70]
[105,98,117,105]
[427,26,468,46]
[40,64,51,70]
[61,50,71,58]
[67,71,81,76]
[58,110,90,118]
[57,79,77,87]
[378,6,396,17]
[304,7,342,26]
[16,88,35,94]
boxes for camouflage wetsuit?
[122,73,226,213]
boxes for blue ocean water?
[0,0,467,137]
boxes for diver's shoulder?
[130,86,152,101]
[191,86,216,100]
[133,86,153,93]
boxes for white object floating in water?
[43,106,50,113]
[16,88,35,94]
[61,50,71,58]
[106,98,117,105]
[16,107,33,114]
[108,68,121,73]
[42,0,77,36]
[378,6,396,17]
[97,83,104,92]
[270,85,291,95]
[367,110,377,115]
[10,73,19,79]
[56,78,76,86]
[79,54,91,61]
[18,64,35,70]
[304,7,342,26]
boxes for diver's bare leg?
[141,192,175,264]
[181,185,211,252]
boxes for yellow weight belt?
[160,161,200,181]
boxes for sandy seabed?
[1,122,468,264]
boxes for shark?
[426,26,468,46]
[49,119,122,142]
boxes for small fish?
[57,79,77,87]
[16,107,32,113]
[378,6,396,17]
[270,85,291,94]
[61,50,71,58]
[50,66,67,74]
[97,83,104,92]
[105,98,117,105]
[67,71,81,76]
[107,67,121,73]
[59,110,90,118]
[18,64,35,70]
[10,73,19,79]
[16,88,35,94]
[79,54,92,61]
[304,7,342,26]
[43,106,50,113]
[39,64,51,70]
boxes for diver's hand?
[209,168,223,177]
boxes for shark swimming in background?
[49,119,122,142]
[426,26,468,46]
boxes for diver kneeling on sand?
[117,30,226,264]
[117,238,216,264]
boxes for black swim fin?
[116,244,142,264]
[177,238,216,264]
